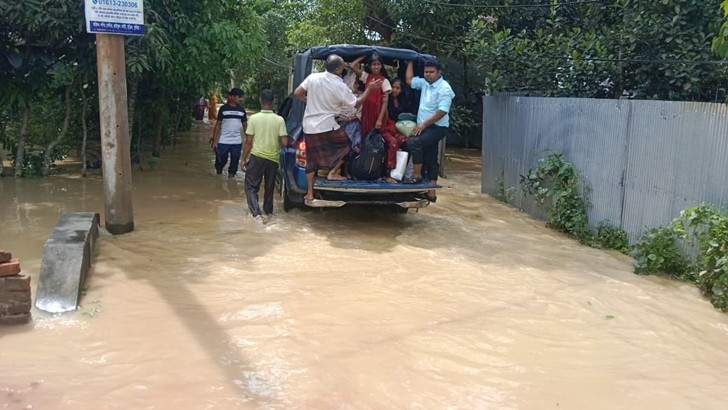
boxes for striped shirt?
[216,104,247,144]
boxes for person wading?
[211,88,247,178]
[241,89,289,223]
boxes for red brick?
[0,260,20,277]
[0,251,10,263]
[0,300,31,315]
[0,275,31,291]
[0,313,32,325]
[0,290,31,303]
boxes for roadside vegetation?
[518,151,728,312]
[3,0,728,176]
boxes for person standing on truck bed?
[349,53,407,184]
[211,88,247,178]
[403,59,455,202]
[293,54,382,202]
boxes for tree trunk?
[0,121,6,177]
[14,108,30,178]
[136,109,144,170]
[152,109,163,157]
[462,54,470,149]
[615,2,630,99]
[363,0,394,43]
[80,84,89,177]
[42,86,73,177]
[151,90,166,157]
[127,77,139,133]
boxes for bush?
[674,205,728,311]
[593,221,630,254]
[632,227,689,276]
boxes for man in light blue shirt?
[404,59,455,202]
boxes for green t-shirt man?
[245,110,288,163]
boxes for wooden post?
[95,34,134,235]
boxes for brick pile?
[0,250,32,325]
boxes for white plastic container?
[390,150,409,181]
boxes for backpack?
[349,129,385,180]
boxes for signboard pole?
[95,34,134,235]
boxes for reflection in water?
[2,123,728,409]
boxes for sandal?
[402,175,423,184]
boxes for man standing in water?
[294,54,382,202]
[404,59,455,202]
[211,88,247,178]
[241,89,288,223]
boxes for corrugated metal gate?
[482,96,728,241]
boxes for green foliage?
[465,0,727,101]
[1,0,269,175]
[496,178,515,204]
[594,221,630,254]
[520,151,630,253]
[674,205,728,311]
[520,152,591,241]
[246,6,290,101]
[449,103,479,147]
[632,227,689,276]
[0,89,74,176]
[713,1,728,57]
[630,205,728,312]
[287,0,369,48]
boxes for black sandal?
[402,176,423,184]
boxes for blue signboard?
[85,0,144,36]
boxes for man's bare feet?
[327,173,347,181]
[383,176,397,184]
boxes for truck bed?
[313,177,439,193]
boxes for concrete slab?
[35,212,100,313]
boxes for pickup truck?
[279,44,440,213]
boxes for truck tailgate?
[313,178,439,193]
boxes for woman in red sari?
[350,53,406,183]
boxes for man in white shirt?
[294,54,382,202]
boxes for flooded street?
[2,123,728,409]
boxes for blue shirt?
[410,76,455,127]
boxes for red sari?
[361,74,407,170]
[360,73,386,136]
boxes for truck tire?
[283,185,294,212]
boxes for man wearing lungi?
[294,54,382,202]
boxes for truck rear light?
[295,139,307,168]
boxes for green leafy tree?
[466,0,726,101]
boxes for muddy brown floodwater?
[1,123,728,410]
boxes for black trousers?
[245,155,278,217]
[405,124,449,180]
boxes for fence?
[481,96,728,242]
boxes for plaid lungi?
[304,128,351,173]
